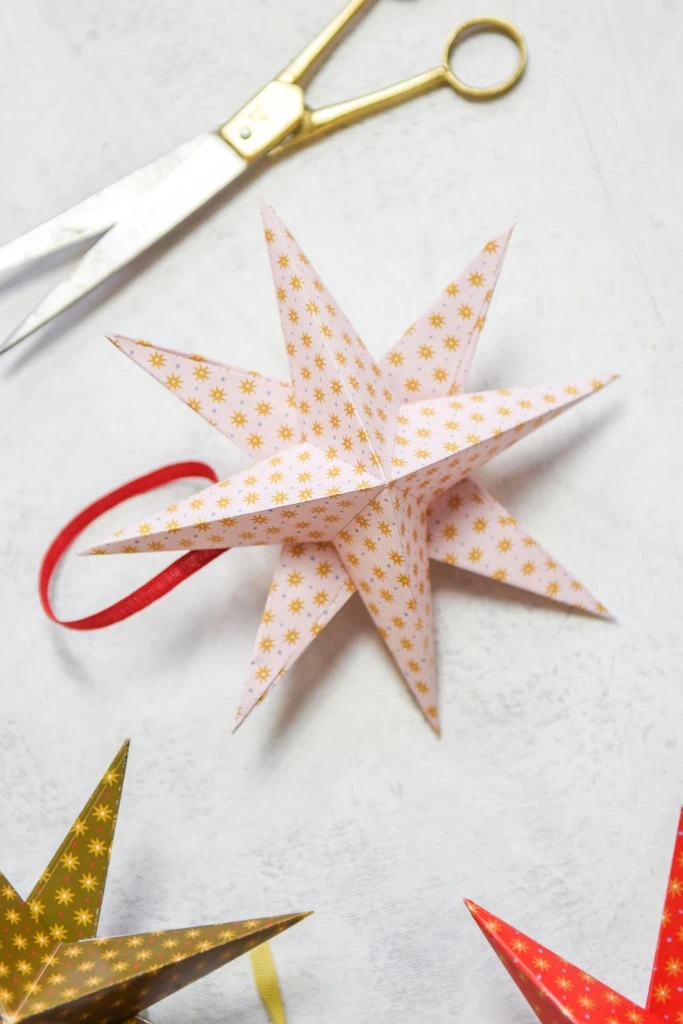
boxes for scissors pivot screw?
[240,127,252,139]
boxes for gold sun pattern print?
[0,743,306,1024]
[467,809,683,1024]
[95,203,616,734]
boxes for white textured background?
[1,1,682,1021]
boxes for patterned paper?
[467,809,683,1024]
[647,809,683,1016]
[0,743,306,1024]
[90,203,616,733]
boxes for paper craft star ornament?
[91,202,616,733]
[0,742,306,1024]
[466,809,683,1024]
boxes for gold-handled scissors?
[0,0,526,354]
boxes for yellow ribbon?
[250,943,286,1024]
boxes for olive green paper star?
[0,742,307,1024]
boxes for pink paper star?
[91,203,616,733]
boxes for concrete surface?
[1,0,682,1020]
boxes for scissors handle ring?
[442,17,527,100]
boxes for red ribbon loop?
[39,462,226,630]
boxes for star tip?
[257,195,275,219]
[111,740,132,769]
[426,714,441,737]
[493,220,517,243]
[105,333,130,348]
[273,910,314,934]
[586,599,615,623]
[463,899,485,921]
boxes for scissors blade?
[1,133,248,354]
[0,136,206,275]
